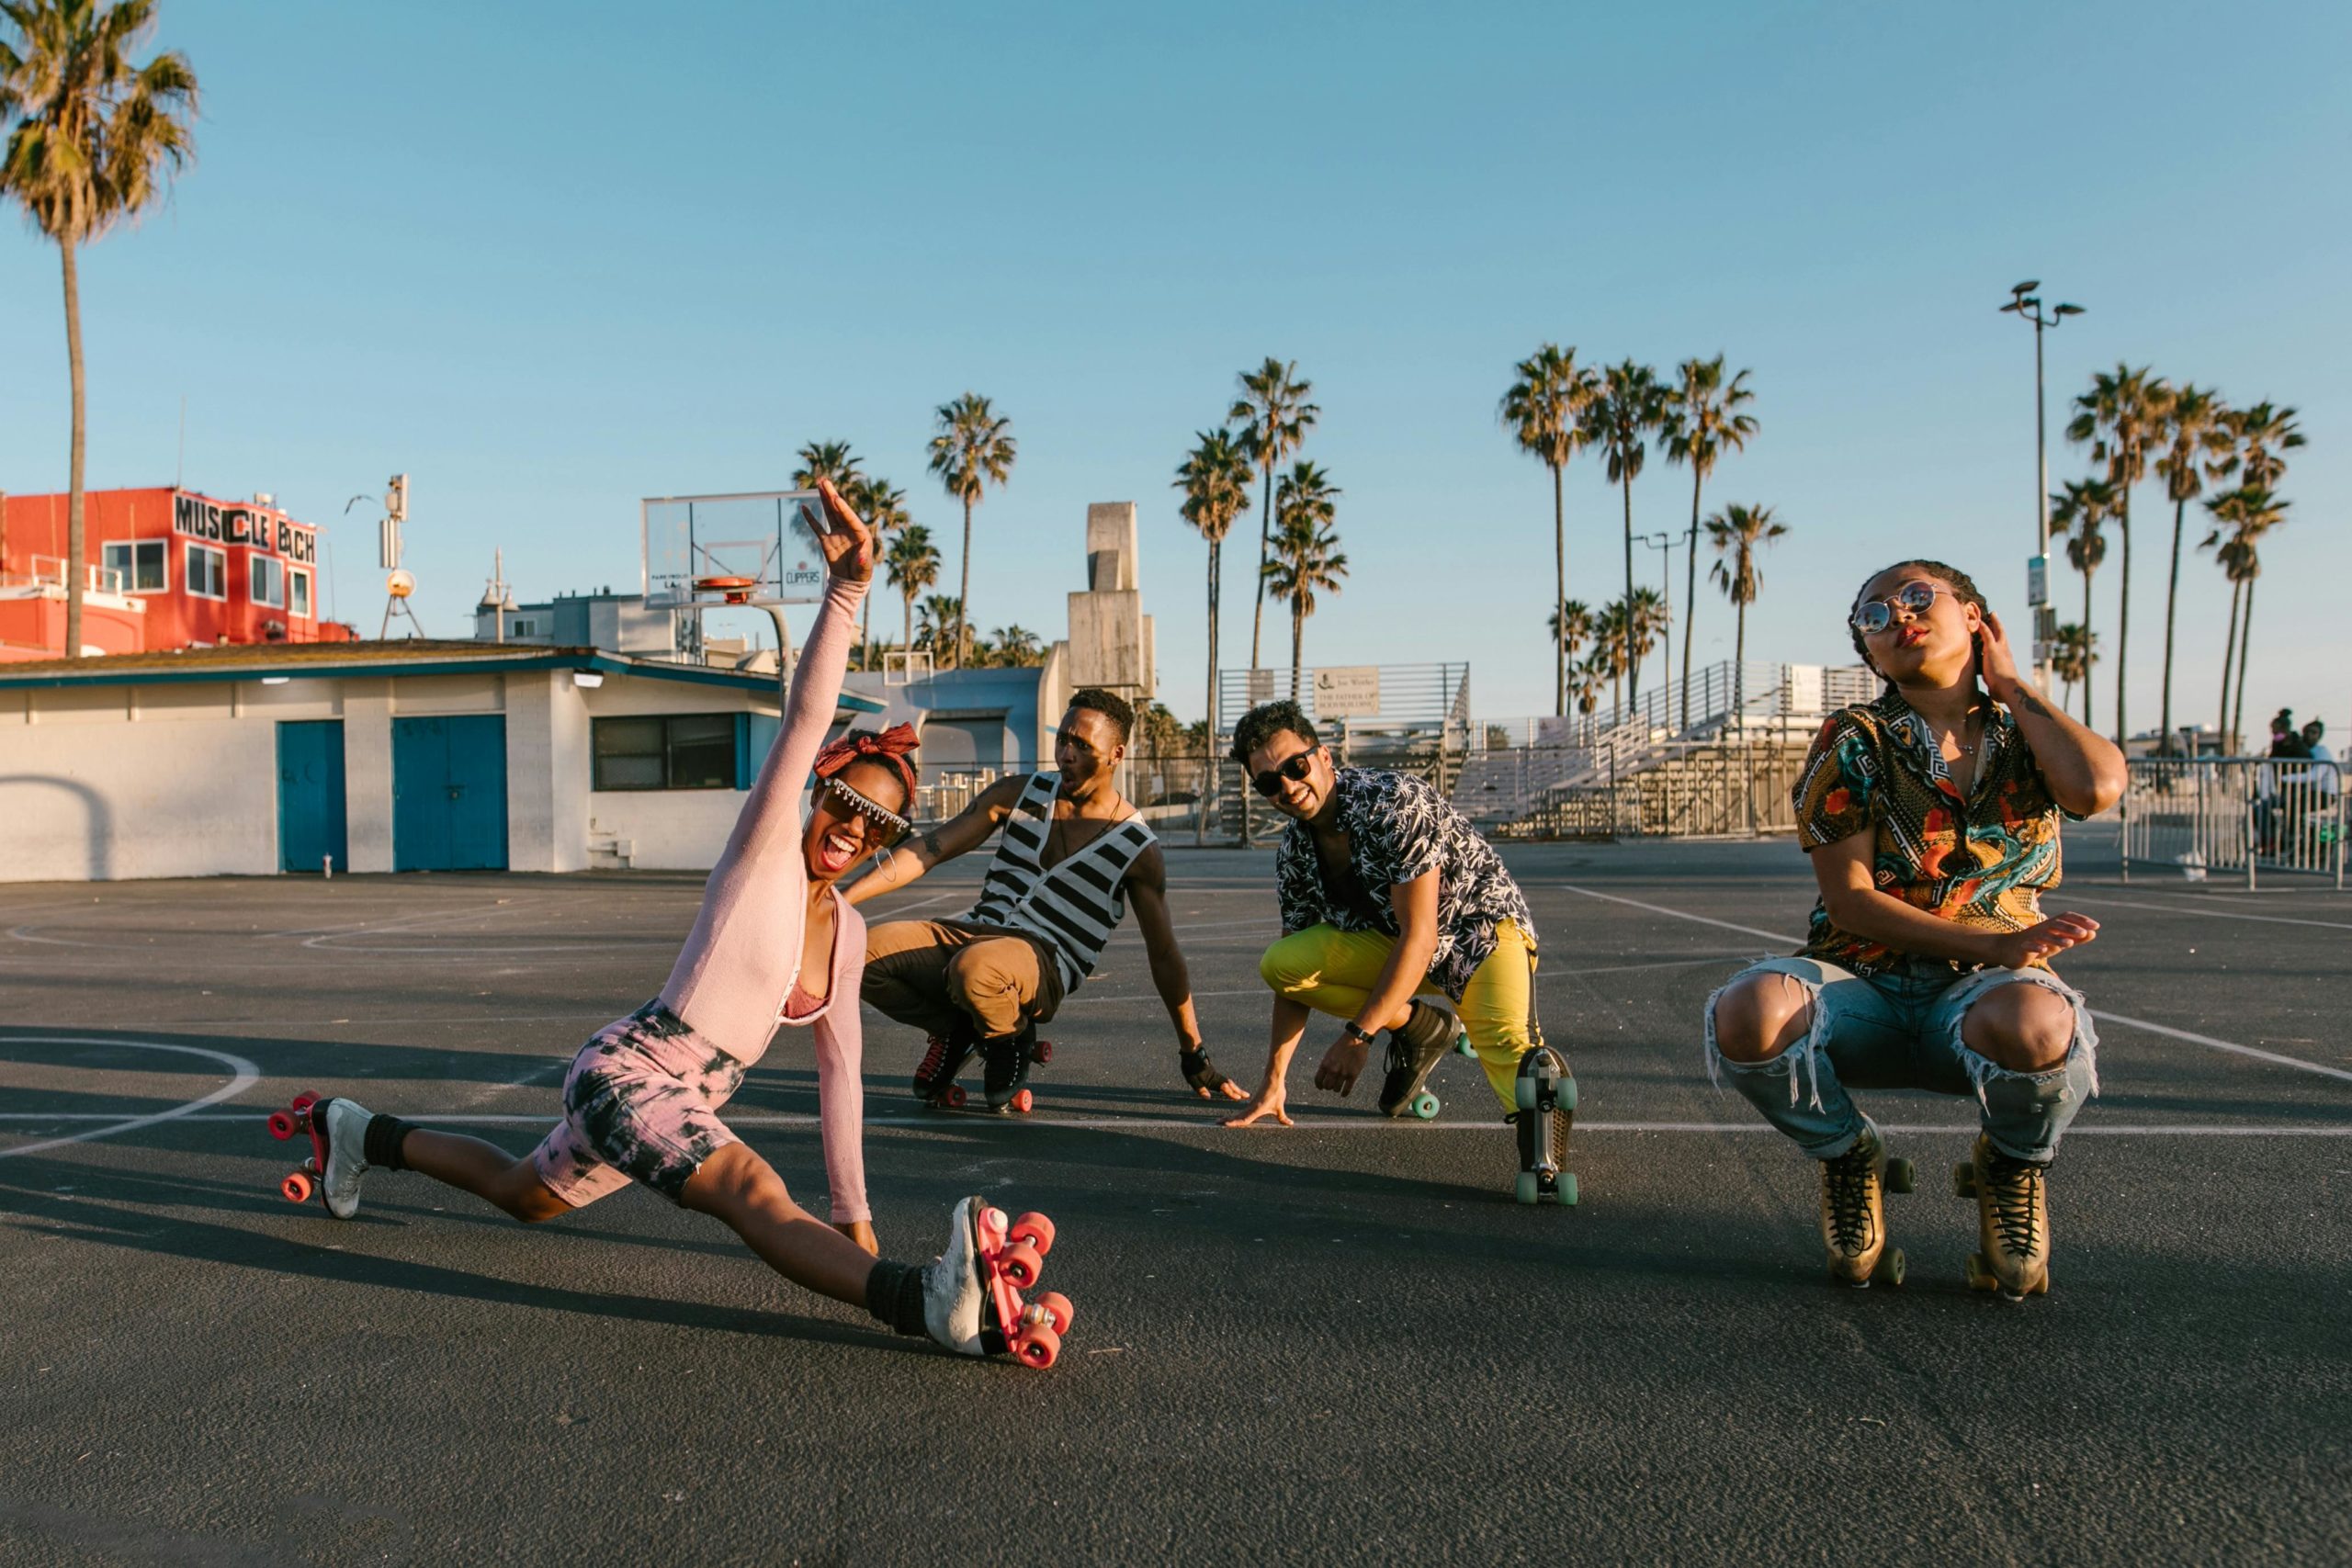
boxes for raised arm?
[842,773,1025,906]
[1978,609,2126,818]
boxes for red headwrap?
[813,722,920,802]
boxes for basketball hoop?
[693,574,761,606]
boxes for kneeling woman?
[301,481,1010,1358]
[1705,559,2124,1299]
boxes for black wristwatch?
[1342,1021,1376,1047]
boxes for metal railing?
[2120,757,2345,888]
[1502,739,1809,840]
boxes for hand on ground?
[834,1218,879,1256]
[1224,1084,1293,1128]
[1195,1075,1250,1102]
[1992,911,2099,969]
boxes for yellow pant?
[1258,920,1541,1111]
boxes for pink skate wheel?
[267,1111,297,1141]
[279,1172,313,1204]
[944,1085,967,1109]
[1013,1324,1061,1369]
[1008,1212,1055,1255]
[1011,1089,1034,1114]
[1035,1291,1074,1335]
[288,1093,318,1116]
[999,1240,1042,1288]
[983,1208,1010,1237]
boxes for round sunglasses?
[1850,581,1955,636]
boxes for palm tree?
[792,440,864,491]
[2051,623,2097,715]
[1500,344,1599,716]
[1262,465,1346,697]
[2151,386,2233,751]
[2201,486,2289,750]
[2230,400,2305,490]
[1662,357,1758,729]
[847,476,908,668]
[0,0,197,659]
[1174,427,1253,754]
[2066,364,2167,744]
[988,625,1043,667]
[1703,502,1788,735]
[927,392,1015,670]
[1546,599,1594,666]
[884,524,939,663]
[2049,478,2116,724]
[1581,361,1669,710]
[918,593,967,663]
[1229,358,1319,671]
[1568,650,1607,721]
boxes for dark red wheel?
[266,1111,297,1141]
[999,1240,1042,1288]
[1030,1039,1054,1065]
[1012,1323,1060,1369]
[944,1085,967,1109]
[1009,1212,1055,1255]
[1034,1290,1074,1335]
[279,1172,313,1204]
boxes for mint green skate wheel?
[1886,1156,1916,1194]
[1515,1170,1539,1205]
[1410,1090,1440,1121]
[1556,1171,1578,1206]
[1557,1075,1577,1113]
[1513,1074,1540,1112]
[1454,1032,1476,1058]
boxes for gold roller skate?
[1820,1127,1913,1288]
[1953,1134,2052,1300]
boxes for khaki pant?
[862,919,1068,1043]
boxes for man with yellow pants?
[1224,701,1576,1203]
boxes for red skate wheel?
[288,1093,318,1116]
[267,1111,297,1141]
[279,1172,313,1204]
[1011,1089,1034,1114]
[999,1240,1042,1288]
[1034,1290,1074,1335]
[1031,1039,1054,1065]
[944,1085,967,1109]
[1008,1212,1055,1255]
[1012,1323,1061,1369]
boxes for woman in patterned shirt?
[1704,559,2124,1300]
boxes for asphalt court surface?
[1,824,2346,1565]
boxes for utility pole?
[2000,282,2083,694]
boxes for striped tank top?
[967,771,1157,990]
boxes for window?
[592,714,743,791]
[100,540,166,592]
[251,555,286,608]
[186,543,227,601]
[289,569,312,618]
[510,617,537,637]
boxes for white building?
[0,640,883,882]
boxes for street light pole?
[1639,530,1676,733]
[2000,282,2084,694]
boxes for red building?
[0,486,355,660]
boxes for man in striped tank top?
[847,687,1248,1112]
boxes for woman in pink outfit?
[300,479,1009,1357]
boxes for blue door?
[391,715,509,872]
[277,720,348,874]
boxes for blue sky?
[3,0,2344,739]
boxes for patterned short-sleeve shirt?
[1792,690,2078,977]
[1274,767,1536,1000]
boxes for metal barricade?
[2121,758,2345,889]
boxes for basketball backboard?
[641,490,831,610]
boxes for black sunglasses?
[1250,749,1320,798]
[820,776,910,845]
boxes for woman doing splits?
[294,480,1010,1357]
[1705,559,2125,1299]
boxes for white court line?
[5,1111,2342,1136]
[1557,883,2352,1087]
[2065,894,2352,932]
[0,1037,259,1159]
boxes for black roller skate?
[913,1027,978,1110]
[982,1023,1040,1115]
[1508,1043,1577,1205]
[1378,998,1466,1120]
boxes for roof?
[0,638,886,710]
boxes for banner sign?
[173,492,317,565]
[1312,665,1382,717]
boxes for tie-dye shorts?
[528,999,747,1207]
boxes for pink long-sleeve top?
[659,575,873,1224]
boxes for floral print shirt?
[1274,767,1537,1000]
[1792,690,2078,977]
